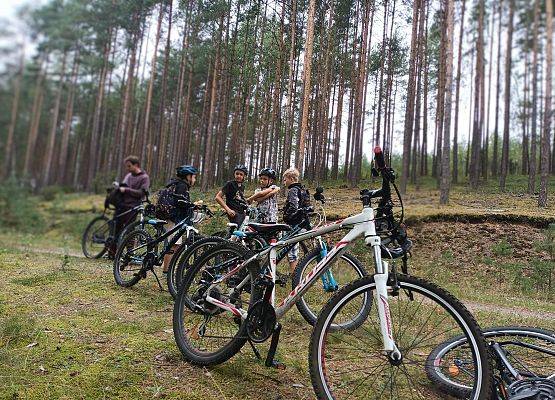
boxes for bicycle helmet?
[176,165,198,178]
[259,167,276,180]
[234,164,248,175]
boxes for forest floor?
[1,176,554,399]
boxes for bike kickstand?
[248,339,262,360]
[265,323,285,369]
[151,269,165,292]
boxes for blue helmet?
[176,165,198,178]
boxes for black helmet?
[259,167,276,180]
[234,164,248,175]
[176,165,198,178]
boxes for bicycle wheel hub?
[246,300,276,343]
[508,378,555,400]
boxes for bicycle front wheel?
[82,215,110,258]
[427,326,555,398]
[173,241,255,366]
[309,274,493,400]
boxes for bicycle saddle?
[247,223,291,235]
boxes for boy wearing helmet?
[215,164,249,226]
[247,168,280,223]
[162,165,197,272]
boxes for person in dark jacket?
[215,165,249,227]
[162,165,198,273]
[110,156,150,257]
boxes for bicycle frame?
[130,218,199,265]
[203,203,401,356]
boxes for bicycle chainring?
[246,300,276,343]
[508,378,555,400]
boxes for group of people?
[112,155,310,272]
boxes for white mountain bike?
[173,148,493,399]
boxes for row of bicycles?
[82,148,554,400]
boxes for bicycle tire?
[173,241,255,366]
[292,248,369,328]
[426,326,555,398]
[309,274,493,400]
[82,215,110,258]
[113,229,152,287]
[167,235,225,299]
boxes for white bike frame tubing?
[204,204,398,353]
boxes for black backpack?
[298,185,311,208]
[104,186,124,209]
[155,183,177,220]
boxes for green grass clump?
[0,178,44,233]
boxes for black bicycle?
[427,326,555,399]
[81,189,154,259]
[113,196,214,289]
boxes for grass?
[0,175,554,399]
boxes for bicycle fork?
[367,235,402,361]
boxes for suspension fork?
[368,235,401,358]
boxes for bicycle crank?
[246,300,276,343]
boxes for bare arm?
[254,187,280,203]
[215,190,235,216]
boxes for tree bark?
[499,0,514,192]
[440,0,455,204]
[538,0,552,207]
[2,49,24,179]
[296,0,316,174]
[528,0,540,194]
[42,51,68,187]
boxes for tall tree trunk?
[452,0,466,184]
[42,51,68,187]
[529,0,540,194]
[469,0,485,189]
[2,49,24,179]
[492,0,503,177]
[538,0,552,207]
[141,3,164,170]
[23,57,47,178]
[499,0,514,191]
[57,50,80,184]
[400,0,422,194]
[296,0,316,174]
[440,0,455,204]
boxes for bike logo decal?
[380,294,393,340]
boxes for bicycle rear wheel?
[292,248,369,327]
[426,326,555,399]
[309,274,493,400]
[82,215,111,258]
[173,241,255,366]
[167,236,225,299]
[113,230,151,287]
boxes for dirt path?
[464,301,555,321]
[13,245,85,259]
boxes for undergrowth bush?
[0,178,44,233]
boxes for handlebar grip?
[374,146,386,170]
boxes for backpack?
[298,185,311,208]
[104,187,124,209]
[155,183,177,220]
